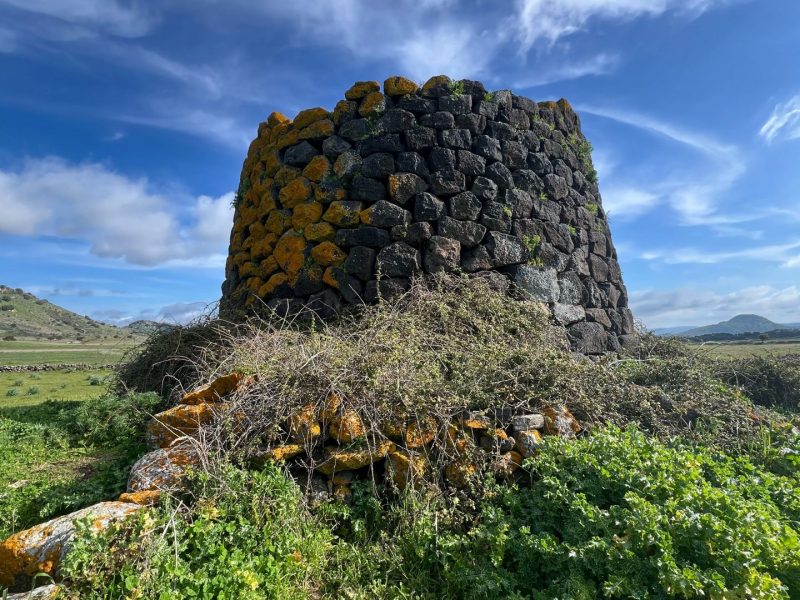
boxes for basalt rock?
[221,76,635,353]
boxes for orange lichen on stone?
[146,403,218,448]
[275,128,300,151]
[333,100,357,125]
[322,266,339,288]
[293,107,329,130]
[304,222,336,242]
[258,272,289,297]
[258,190,276,214]
[119,490,162,506]
[358,91,387,117]
[265,209,291,235]
[239,262,258,279]
[0,502,141,589]
[263,150,281,176]
[543,406,582,437]
[273,231,308,278]
[302,155,331,182]
[514,429,543,458]
[320,393,342,421]
[267,111,291,127]
[299,119,334,141]
[233,251,251,267]
[264,444,305,462]
[557,98,574,113]
[128,442,201,493]
[404,417,437,449]
[328,410,366,443]
[384,76,418,97]
[248,221,266,239]
[289,403,322,441]
[275,165,301,187]
[245,277,263,294]
[258,256,279,278]
[250,237,274,260]
[421,75,452,94]
[311,241,346,267]
[291,201,324,231]
[345,80,380,100]
[182,372,244,405]
[460,412,492,430]
[279,177,313,209]
[387,449,427,490]
[317,441,394,475]
[314,182,347,204]
[323,201,362,226]
[493,451,523,478]
[445,457,477,488]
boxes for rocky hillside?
[0,285,124,341]
[683,314,797,337]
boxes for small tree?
[759,333,769,343]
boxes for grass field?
[695,340,800,358]
[0,339,138,366]
[0,370,113,407]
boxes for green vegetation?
[0,370,113,405]
[0,392,162,540]
[483,91,495,102]
[699,341,800,358]
[586,202,599,215]
[0,339,133,366]
[60,425,800,599]
[449,80,465,95]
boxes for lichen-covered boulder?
[181,372,246,405]
[127,441,201,493]
[0,502,140,590]
[146,403,221,448]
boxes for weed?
[483,91,494,102]
[585,202,599,215]
[449,80,465,95]
[5,388,17,397]
[12,380,22,387]
[25,387,39,396]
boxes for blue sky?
[1,0,799,328]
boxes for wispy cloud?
[0,157,233,267]
[631,284,800,328]
[513,53,620,88]
[640,240,800,267]
[513,0,733,50]
[759,94,800,143]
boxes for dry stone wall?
[221,75,636,353]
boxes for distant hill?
[652,325,694,336]
[0,285,134,341]
[682,314,798,338]
[125,320,176,336]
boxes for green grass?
[0,370,112,406]
[0,339,135,366]
[0,392,162,541]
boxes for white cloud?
[639,240,800,266]
[759,94,800,143]
[631,284,800,328]
[93,300,213,326]
[0,0,156,37]
[0,157,233,267]
[514,0,730,49]
[602,186,660,219]
[513,53,620,88]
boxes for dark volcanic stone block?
[376,242,421,277]
[343,246,376,280]
[404,126,436,151]
[438,216,486,248]
[414,192,446,221]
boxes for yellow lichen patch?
[239,262,258,278]
[539,100,558,111]
[293,107,329,130]
[333,483,352,502]
[291,264,323,288]
[245,277,263,294]
[328,410,366,443]
[387,449,427,490]
[279,177,312,209]
[258,256,279,278]
[263,150,281,176]
[543,406,581,437]
[311,241,346,267]
[270,123,291,144]
[182,372,244,405]
[514,430,543,458]
[384,76,418,96]
[421,74,452,94]
[358,91,387,117]
[316,441,394,475]
[404,417,437,449]
[275,128,300,151]
[322,266,339,288]
[264,444,305,462]
[445,457,477,488]
[460,413,492,430]
[240,206,260,227]
[345,80,380,100]
[444,423,474,455]
[258,272,289,297]
[333,99,356,125]
[557,98,574,113]
[267,111,291,127]
[146,403,218,448]
[258,190,276,213]
[493,451,523,478]
[313,182,347,204]
[273,231,308,278]
[119,490,162,506]
[291,201,324,231]
[320,393,342,421]
[302,155,331,182]
[250,237,274,261]
[275,165,301,187]
[331,471,353,485]
[265,210,291,235]
[248,221,266,240]
[289,403,322,442]
[323,201,362,226]
[304,222,336,242]
[299,119,334,141]
[233,251,251,267]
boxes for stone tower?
[221,76,636,353]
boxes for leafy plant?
[586,202,599,215]
[449,80,465,95]
[483,91,495,102]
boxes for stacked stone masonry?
[221,75,636,353]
